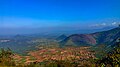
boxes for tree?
[97,40,120,67]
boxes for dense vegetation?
[96,42,120,67]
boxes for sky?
[0,0,120,35]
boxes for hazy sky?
[0,0,120,34]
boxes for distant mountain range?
[60,26,120,47]
[0,26,117,36]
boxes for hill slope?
[60,27,120,46]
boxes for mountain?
[92,27,120,45]
[60,34,96,46]
[60,26,120,46]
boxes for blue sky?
[0,0,120,34]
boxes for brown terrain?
[13,46,96,64]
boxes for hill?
[60,26,120,46]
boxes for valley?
[13,46,95,64]
[0,27,120,67]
